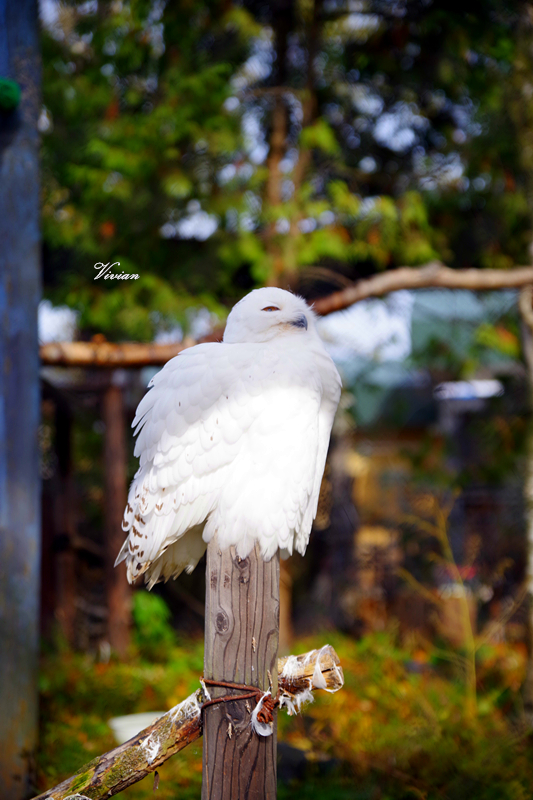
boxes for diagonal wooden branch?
[32,646,343,800]
[39,339,196,368]
[39,263,533,368]
[311,262,533,316]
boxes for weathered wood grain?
[202,536,280,800]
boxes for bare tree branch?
[312,263,533,316]
[40,339,194,368]
[32,646,343,800]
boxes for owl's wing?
[295,348,342,554]
[115,342,274,585]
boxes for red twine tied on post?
[200,677,280,724]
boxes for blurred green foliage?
[37,635,204,798]
[37,627,531,799]
[132,590,177,660]
[41,1,533,340]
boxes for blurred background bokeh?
[22,0,533,796]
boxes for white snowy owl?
[115,287,341,588]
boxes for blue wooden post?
[0,1,42,797]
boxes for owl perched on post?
[115,288,341,588]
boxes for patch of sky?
[240,213,256,232]
[38,107,53,134]
[318,209,336,226]
[279,148,299,174]
[287,33,307,72]
[226,208,239,233]
[154,325,183,344]
[187,307,216,339]
[145,74,158,94]
[359,156,377,173]
[324,102,344,126]
[147,0,165,25]
[287,92,304,126]
[103,39,117,56]
[232,30,274,92]
[244,190,262,216]
[147,22,165,58]
[39,0,60,31]
[358,196,378,217]
[415,151,466,191]
[351,85,384,117]
[243,110,269,165]
[373,102,428,153]
[353,116,369,132]
[317,290,414,365]
[160,222,176,239]
[102,172,122,192]
[78,0,98,14]
[103,171,122,192]
[472,173,491,192]
[161,201,219,241]
[175,210,218,241]
[218,164,237,185]
[39,300,78,344]
[151,307,215,344]
[281,179,295,201]
[238,163,255,181]
[341,12,381,41]
[298,218,317,233]
[224,97,240,113]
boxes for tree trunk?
[507,5,533,721]
[202,535,279,800]
[103,376,131,656]
[53,398,78,645]
[519,290,533,720]
[0,1,42,796]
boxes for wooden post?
[53,398,78,645]
[203,535,280,800]
[0,0,42,796]
[519,287,533,720]
[103,374,131,656]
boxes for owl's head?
[223,288,316,344]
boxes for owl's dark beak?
[291,313,308,330]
